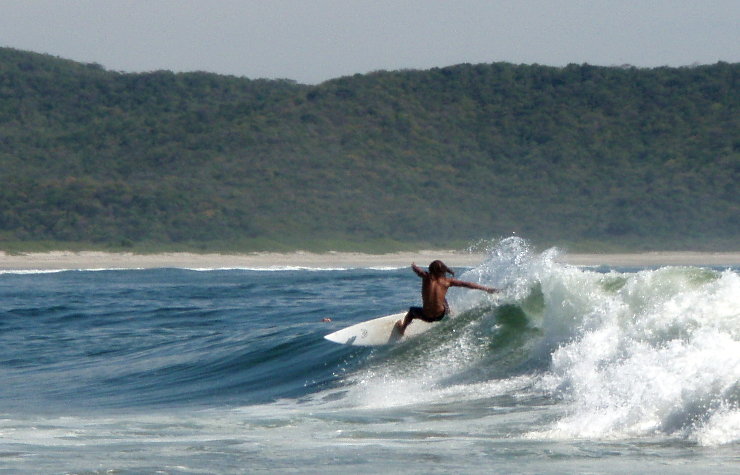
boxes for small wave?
[0,268,145,275]
[0,269,71,275]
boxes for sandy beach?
[1,250,739,271]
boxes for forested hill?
[0,47,737,251]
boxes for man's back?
[396,260,497,335]
[421,275,450,316]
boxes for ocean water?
[1,238,738,474]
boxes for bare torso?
[421,275,450,316]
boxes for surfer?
[395,260,498,335]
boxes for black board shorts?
[407,302,449,322]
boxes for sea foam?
[530,263,740,446]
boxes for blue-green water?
[1,239,738,473]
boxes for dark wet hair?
[429,260,454,276]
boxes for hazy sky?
[1,0,738,84]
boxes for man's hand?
[411,263,426,277]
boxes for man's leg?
[396,307,421,335]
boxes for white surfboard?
[324,312,439,346]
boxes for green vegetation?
[1,48,737,252]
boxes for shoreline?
[1,250,739,271]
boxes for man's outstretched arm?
[450,279,499,293]
[411,263,428,278]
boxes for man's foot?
[394,320,406,335]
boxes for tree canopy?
[1,48,737,251]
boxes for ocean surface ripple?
[1,238,738,473]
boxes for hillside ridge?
[1,48,737,251]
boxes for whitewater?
[0,238,737,473]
